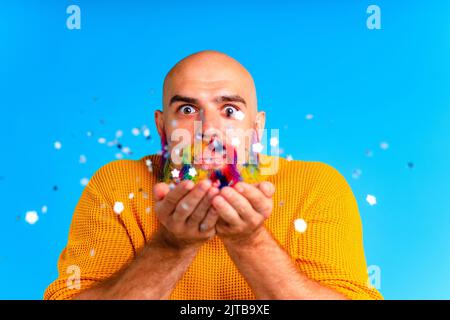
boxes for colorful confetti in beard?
[159,132,262,189]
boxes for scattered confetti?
[252,142,264,153]
[122,146,131,155]
[171,168,180,179]
[231,137,241,147]
[294,218,307,233]
[97,137,106,144]
[79,154,87,164]
[131,128,140,136]
[80,177,89,186]
[113,201,124,214]
[171,119,178,127]
[234,110,245,121]
[169,183,175,190]
[380,142,389,150]
[352,169,362,180]
[25,211,39,225]
[41,205,48,214]
[286,154,293,161]
[188,167,197,177]
[269,137,279,147]
[143,128,151,139]
[366,194,377,206]
[181,202,189,211]
[305,114,314,120]
[115,153,123,159]
[128,193,135,199]
[54,141,62,150]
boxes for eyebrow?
[169,94,247,107]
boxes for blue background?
[1,0,449,299]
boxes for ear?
[255,111,266,141]
[154,109,165,138]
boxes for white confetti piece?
[181,202,189,211]
[89,248,95,257]
[305,114,314,120]
[97,137,106,144]
[115,153,123,159]
[25,211,39,225]
[122,146,131,154]
[80,177,89,186]
[294,218,307,233]
[54,141,62,150]
[171,119,178,127]
[171,168,180,178]
[145,159,152,167]
[131,128,140,136]
[188,167,197,177]
[115,130,123,138]
[145,207,151,214]
[234,110,245,121]
[380,142,389,150]
[169,183,175,190]
[269,137,279,147]
[41,205,48,214]
[143,128,151,138]
[113,201,124,214]
[366,194,377,206]
[252,142,264,153]
[286,154,293,161]
[231,137,241,147]
[79,154,87,164]
[128,193,135,199]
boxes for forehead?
[164,65,255,105]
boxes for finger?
[199,207,220,233]
[234,182,272,217]
[153,182,170,201]
[157,180,194,218]
[258,181,275,198]
[219,186,255,222]
[212,195,241,226]
[187,186,219,227]
[172,180,212,222]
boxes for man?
[44,50,383,300]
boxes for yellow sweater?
[44,154,383,300]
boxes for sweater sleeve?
[293,163,383,300]
[43,164,136,300]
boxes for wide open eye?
[223,105,239,118]
[178,105,198,115]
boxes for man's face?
[156,53,265,170]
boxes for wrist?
[221,226,268,249]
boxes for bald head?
[162,50,257,114]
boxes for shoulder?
[261,154,351,195]
[88,154,163,192]
[261,154,357,216]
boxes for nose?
[199,108,222,138]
